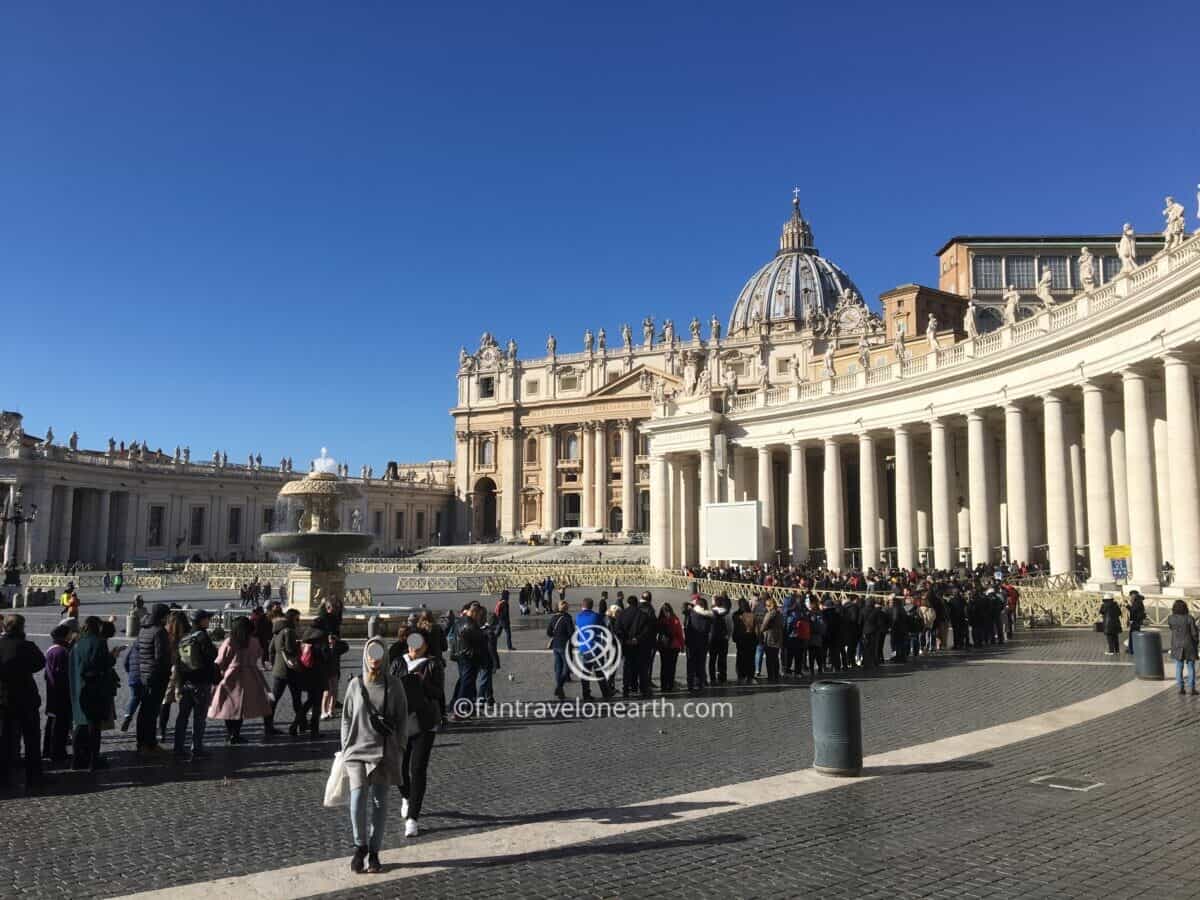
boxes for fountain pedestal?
[285,568,347,615]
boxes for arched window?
[476,437,495,466]
[525,436,538,464]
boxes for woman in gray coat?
[1167,600,1199,695]
[341,637,408,874]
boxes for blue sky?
[3,1,1197,469]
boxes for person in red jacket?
[656,604,685,692]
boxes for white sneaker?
[405,818,419,837]
[400,797,409,819]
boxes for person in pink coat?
[207,616,272,744]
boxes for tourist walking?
[0,614,46,788]
[157,611,189,744]
[1125,591,1146,655]
[41,621,76,764]
[708,594,730,685]
[574,597,612,700]
[207,616,272,745]
[494,590,514,651]
[341,637,408,874]
[732,598,758,684]
[684,596,712,691]
[69,616,120,772]
[395,632,441,837]
[1167,600,1198,695]
[759,597,783,682]
[546,600,574,699]
[1099,594,1123,656]
[656,603,684,692]
[135,603,172,752]
[173,609,219,757]
[269,609,304,732]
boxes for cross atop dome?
[779,188,814,254]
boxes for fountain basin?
[261,531,372,570]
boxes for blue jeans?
[497,620,513,650]
[125,682,144,719]
[174,683,212,754]
[454,660,478,707]
[477,665,494,702]
[755,643,765,675]
[553,648,568,692]
[1177,659,1197,691]
[349,784,389,851]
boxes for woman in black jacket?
[394,632,443,838]
[1099,595,1123,655]
[683,597,713,691]
[1124,591,1146,654]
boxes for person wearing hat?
[173,609,219,758]
[269,608,303,736]
[341,637,408,873]
[394,631,442,838]
[1124,590,1147,655]
[42,620,78,764]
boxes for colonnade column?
[967,410,992,567]
[859,432,879,570]
[594,421,608,532]
[2,484,16,567]
[1082,380,1116,583]
[95,489,112,566]
[893,426,915,570]
[58,486,75,563]
[581,423,594,529]
[1163,352,1200,590]
[1004,403,1030,566]
[699,448,713,564]
[788,442,809,564]
[823,438,844,571]
[1121,368,1160,587]
[649,455,670,569]
[1043,392,1074,574]
[542,426,558,533]
[757,447,775,562]
[680,460,697,568]
[501,427,520,539]
[929,419,952,570]
[621,420,636,535]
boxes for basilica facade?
[453,191,1200,595]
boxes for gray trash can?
[1132,630,1164,680]
[811,680,863,777]
[126,610,141,638]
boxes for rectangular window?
[560,375,579,391]
[775,358,790,375]
[607,369,620,383]
[478,376,495,399]
[227,507,242,545]
[1004,255,1035,289]
[1040,255,1069,290]
[395,510,405,539]
[1102,256,1122,282]
[189,507,206,546]
[972,255,1003,290]
[262,507,275,534]
[416,511,425,538]
[147,505,165,547]
[525,379,540,397]
[373,510,383,536]
[728,360,746,377]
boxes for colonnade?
[650,354,1198,593]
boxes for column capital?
[1039,389,1066,404]
[699,446,712,460]
[1118,365,1151,382]
[1003,400,1025,414]
[1078,376,1108,394]
[1160,348,1193,368]
[892,423,910,437]
[966,408,987,422]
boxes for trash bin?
[811,680,863,777]
[368,614,382,639]
[126,610,141,638]
[1132,630,1164,680]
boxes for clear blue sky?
[4,1,1197,470]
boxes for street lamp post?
[2,490,38,572]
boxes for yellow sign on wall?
[1104,544,1132,559]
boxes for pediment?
[591,364,681,398]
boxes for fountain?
[260,449,372,613]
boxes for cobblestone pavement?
[2,603,1193,899]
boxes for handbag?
[359,677,395,738]
[323,750,349,807]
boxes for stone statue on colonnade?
[1003,285,1021,324]
[1035,269,1054,308]
[1078,246,1096,292]
[1117,223,1138,273]
[963,303,978,340]
[926,315,938,351]
[1163,196,1186,249]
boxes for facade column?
[2,484,16,567]
[542,426,557,534]
[1043,392,1074,574]
[823,438,845,570]
[929,418,953,570]
[669,458,682,568]
[1004,403,1030,566]
[1163,353,1200,591]
[1152,395,1173,565]
[649,455,670,569]
[500,427,520,540]
[788,442,809,564]
[594,421,608,532]
[1067,411,1087,559]
[1082,380,1116,584]
[95,490,112,566]
[699,448,713,564]
[621,420,636,534]
[893,426,915,570]
[859,432,879,570]
[967,411,992,567]
[680,460,697,568]
[121,492,139,562]
[58,485,76,563]
[1121,368,1160,588]
[914,441,931,561]
[580,423,594,529]
[757,446,774,563]
[1108,407,1130,546]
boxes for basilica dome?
[728,196,861,336]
